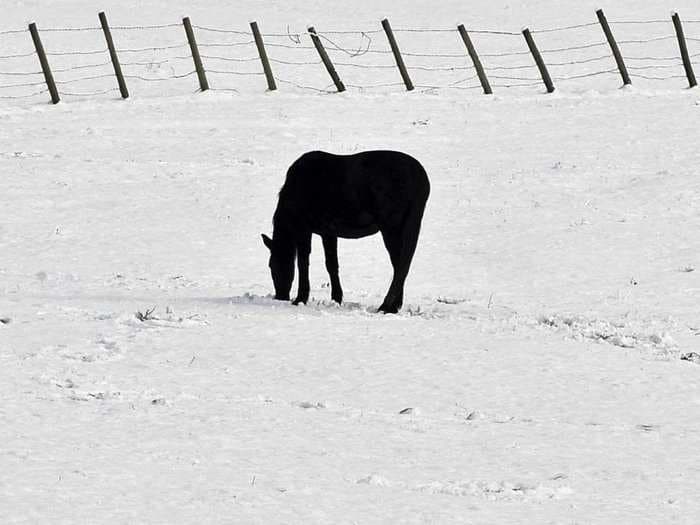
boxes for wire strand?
[481,50,532,58]
[547,54,614,67]
[47,48,108,57]
[0,88,48,99]
[484,63,537,72]
[0,51,37,59]
[124,71,196,82]
[270,58,323,66]
[553,68,618,81]
[540,41,608,54]
[626,54,684,62]
[120,59,171,66]
[627,63,684,71]
[492,81,544,88]
[207,69,265,76]
[489,74,544,81]
[200,54,259,63]
[630,72,688,80]
[0,79,47,89]
[318,29,383,35]
[464,29,522,36]
[62,87,120,96]
[407,64,472,72]
[608,19,670,25]
[42,26,101,32]
[111,23,181,30]
[617,35,676,44]
[345,82,405,90]
[54,73,117,85]
[531,22,599,34]
[391,28,457,33]
[116,44,189,53]
[273,76,335,93]
[314,32,372,57]
[0,28,27,36]
[52,60,112,73]
[209,87,240,93]
[265,42,315,50]
[0,70,43,76]
[334,62,409,70]
[198,41,255,48]
[192,25,251,35]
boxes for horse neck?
[272,210,296,254]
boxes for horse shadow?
[203,292,369,314]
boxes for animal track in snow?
[39,336,123,363]
[31,374,122,402]
[537,314,677,353]
[356,474,573,501]
[124,308,208,329]
[416,479,573,501]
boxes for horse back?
[277,150,429,237]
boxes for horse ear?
[261,233,273,250]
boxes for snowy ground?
[3,1,700,524]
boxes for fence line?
[2,12,700,105]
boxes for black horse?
[262,150,430,313]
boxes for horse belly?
[335,223,380,239]
[313,211,379,239]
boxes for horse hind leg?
[378,200,426,314]
[322,235,343,304]
[378,231,403,313]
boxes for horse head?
[261,233,295,301]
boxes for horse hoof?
[378,304,399,314]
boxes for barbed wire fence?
[1,9,699,105]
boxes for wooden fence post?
[382,18,413,91]
[182,17,209,92]
[522,28,554,93]
[250,21,276,91]
[457,24,492,95]
[596,9,631,86]
[308,26,345,92]
[99,12,129,99]
[672,12,697,88]
[28,22,59,104]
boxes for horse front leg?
[322,235,343,304]
[293,232,312,305]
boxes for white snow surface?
[3,1,700,523]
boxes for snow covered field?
[3,1,700,523]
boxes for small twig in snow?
[436,297,465,305]
[135,306,157,322]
